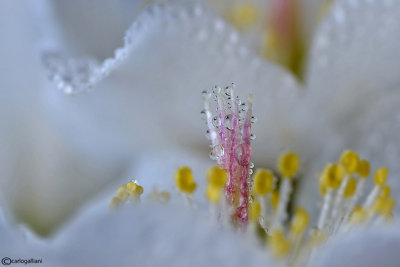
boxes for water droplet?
[248,169,253,175]
[250,134,256,140]
[241,103,248,112]
[224,86,232,96]
[224,114,233,130]
[212,85,221,95]
[210,144,224,160]
[209,151,217,160]
[212,116,221,128]
[205,129,211,139]
[248,195,254,203]
[259,216,265,226]
[249,162,254,168]
[202,90,211,98]
[200,109,207,120]
[235,97,242,106]
[251,116,257,123]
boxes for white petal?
[311,224,400,267]
[41,1,304,168]
[307,0,400,135]
[48,201,277,267]
[123,148,213,202]
[0,1,131,234]
[299,0,400,215]
[33,0,147,60]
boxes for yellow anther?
[349,206,368,225]
[253,169,274,196]
[248,198,261,222]
[380,185,391,199]
[269,230,292,258]
[374,196,395,216]
[357,159,370,178]
[127,181,144,196]
[228,3,259,30]
[321,164,344,190]
[206,185,222,204]
[372,196,386,213]
[206,166,227,188]
[339,150,360,174]
[174,166,197,194]
[136,185,144,195]
[116,185,129,201]
[380,198,395,217]
[109,197,123,209]
[127,181,137,193]
[343,177,357,198]
[269,191,280,211]
[373,167,388,186]
[290,207,310,236]
[278,152,300,178]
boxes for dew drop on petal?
[212,116,221,128]
[200,109,207,120]
[225,114,233,130]
[202,90,211,98]
[212,85,221,95]
[224,86,232,96]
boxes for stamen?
[317,164,344,230]
[109,180,144,209]
[269,230,292,259]
[273,152,300,230]
[364,167,388,208]
[252,168,275,229]
[329,151,360,229]
[205,166,227,204]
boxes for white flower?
[0,0,400,265]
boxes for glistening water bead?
[202,84,255,223]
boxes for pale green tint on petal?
[41,1,307,170]
[311,224,400,267]
[299,0,400,216]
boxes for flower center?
[110,85,396,265]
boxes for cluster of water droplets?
[201,84,256,162]
[201,84,257,222]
